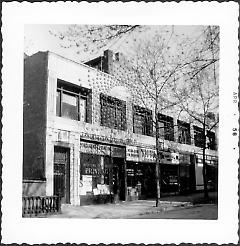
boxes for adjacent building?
[23,50,218,205]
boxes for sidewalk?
[47,191,217,219]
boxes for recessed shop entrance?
[138,163,156,199]
[112,157,126,201]
[126,162,156,200]
[53,146,70,204]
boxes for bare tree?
[173,26,219,198]
[113,33,186,206]
[115,26,219,203]
[50,25,143,56]
[51,24,219,202]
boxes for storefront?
[160,152,179,193]
[79,140,126,205]
[126,146,157,200]
[126,146,198,199]
[178,153,196,194]
[195,153,218,191]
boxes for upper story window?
[158,113,174,141]
[177,120,191,145]
[133,105,153,136]
[193,126,204,148]
[100,93,126,131]
[56,80,92,122]
[207,131,216,150]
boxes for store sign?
[80,142,110,155]
[179,154,191,165]
[196,154,218,166]
[161,152,179,165]
[126,146,156,163]
[80,132,137,146]
[126,146,180,164]
[80,142,125,158]
[111,146,125,158]
[126,146,139,162]
[139,148,156,163]
[84,166,111,176]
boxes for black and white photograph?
[23,24,219,219]
[2,2,239,244]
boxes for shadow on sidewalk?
[159,191,218,205]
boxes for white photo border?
[2,1,239,244]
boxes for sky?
[24,25,202,63]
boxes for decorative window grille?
[100,93,126,131]
[133,105,153,136]
[158,113,174,141]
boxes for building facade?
[23,51,218,205]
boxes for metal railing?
[22,196,61,217]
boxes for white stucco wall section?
[48,52,92,89]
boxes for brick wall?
[23,52,48,182]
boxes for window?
[158,113,174,141]
[193,126,204,148]
[133,105,153,136]
[177,120,191,145]
[100,94,126,131]
[80,153,112,192]
[56,80,92,122]
[115,52,120,61]
[207,131,216,150]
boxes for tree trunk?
[155,123,161,207]
[155,158,161,207]
[202,125,209,199]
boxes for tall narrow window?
[177,120,191,145]
[133,105,153,136]
[100,94,126,131]
[158,113,174,141]
[56,80,91,122]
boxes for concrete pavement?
[45,191,217,219]
[129,204,218,219]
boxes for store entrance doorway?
[112,157,125,201]
[53,146,70,204]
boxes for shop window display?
[80,153,112,195]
